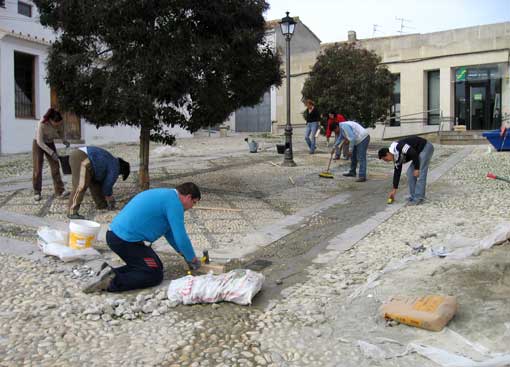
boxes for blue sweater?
[86,146,119,196]
[110,188,196,261]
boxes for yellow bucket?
[68,219,101,249]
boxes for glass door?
[468,84,488,130]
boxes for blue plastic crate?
[482,130,510,151]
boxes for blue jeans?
[348,135,370,178]
[304,121,319,153]
[407,142,434,202]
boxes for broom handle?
[326,141,344,172]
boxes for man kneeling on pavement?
[83,182,202,293]
[67,146,130,219]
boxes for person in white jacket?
[32,108,70,202]
[333,120,370,182]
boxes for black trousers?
[106,230,164,292]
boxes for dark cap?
[118,158,130,181]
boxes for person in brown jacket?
[33,108,70,202]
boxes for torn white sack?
[37,226,101,262]
[167,269,264,306]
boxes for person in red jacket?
[325,112,349,159]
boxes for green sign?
[473,93,483,101]
[456,67,467,81]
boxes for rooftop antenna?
[372,24,381,37]
[395,17,413,34]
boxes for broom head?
[319,171,334,179]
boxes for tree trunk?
[139,125,151,190]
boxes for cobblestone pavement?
[1,134,509,366]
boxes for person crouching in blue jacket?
[67,146,130,220]
[82,182,202,293]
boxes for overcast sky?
[265,0,510,43]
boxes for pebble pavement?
[1,135,508,366]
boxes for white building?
[0,0,189,154]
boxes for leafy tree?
[34,0,281,189]
[302,42,393,127]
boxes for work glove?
[63,140,70,148]
[187,257,202,271]
[51,152,59,161]
[107,198,116,210]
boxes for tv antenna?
[372,24,382,37]
[395,17,413,34]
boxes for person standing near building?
[378,136,434,205]
[67,146,130,219]
[303,99,320,154]
[82,182,202,293]
[334,120,370,182]
[33,108,70,202]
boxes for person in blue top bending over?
[83,182,202,293]
[67,146,130,219]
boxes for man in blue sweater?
[67,146,130,219]
[83,182,202,293]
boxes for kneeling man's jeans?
[106,230,164,292]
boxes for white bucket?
[68,219,101,250]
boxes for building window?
[14,52,36,118]
[0,0,6,8]
[427,70,440,125]
[18,1,32,17]
[390,74,401,126]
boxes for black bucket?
[59,155,72,175]
[276,144,285,154]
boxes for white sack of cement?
[37,226,101,262]
[151,145,182,158]
[167,269,264,306]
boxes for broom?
[319,141,344,179]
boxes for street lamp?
[280,11,297,167]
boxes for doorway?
[468,83,489,130]
[50,88,82,141]
[454,64,503,131]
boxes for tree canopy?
[302,42,393,127]
[34,0,282,188]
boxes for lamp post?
[280,11,297,167]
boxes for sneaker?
[407,199,423,206]
[94,262,110,276]
[68,213,85,220]
[342,172,356,177]
[58,190,70,199]
[82,266,115,294]
[355,177,367,182]
[34,193,42,202]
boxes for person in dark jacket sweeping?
[67,146,130,219]
[378,136,434,205]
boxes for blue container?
[482,130,510,151]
